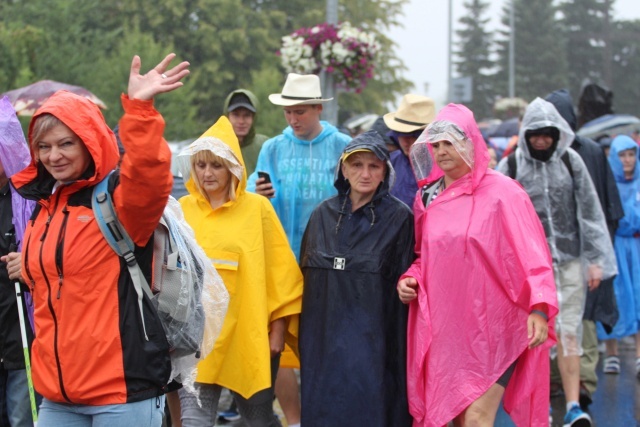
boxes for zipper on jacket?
[54,205,70,299]
[23,235,36,293]
[38,190,73,403]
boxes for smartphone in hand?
[257,171,271,184]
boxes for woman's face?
[36,123,92,183]
[194,158,232,200]
[619,148,637,178]
[341,152,386,201]
[431,140,471,181]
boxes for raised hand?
[127,53,190,101]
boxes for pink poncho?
[404,104,558,427]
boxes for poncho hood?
[11,90,120,199]
[334,130,395,198]
[608,135,640,182]
[412,103,489,189]
[545,89,578,131]
[176,116,246,204]
[518,97,575,161]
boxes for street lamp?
[322,0,339,125]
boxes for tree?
[0,0,412,138]
[610,19,640,117]
[493,0,568,102]
[559,0,614,101]
[455,0,495,120]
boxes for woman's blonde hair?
[30,114,66,152]
[190,149,239,203]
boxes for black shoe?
[579,383,593,412]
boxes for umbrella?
[489,117,520,138]
[577,114,640,140]
[1,79,107,116]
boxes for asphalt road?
[496,337,639,427]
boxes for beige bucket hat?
[384,94,436,133]
[269,73,333,106]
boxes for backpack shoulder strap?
[92,170,153,340]
[561,151,574,179]
[507,152,517,179]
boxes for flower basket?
[278,22,380,93]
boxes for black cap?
[228,93,256,113]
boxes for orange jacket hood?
[12,90,119,198]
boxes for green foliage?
[0,0,410,138]
[559,0,612,99]
[455,0,495,120]
[493,0,568,103]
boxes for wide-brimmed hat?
[384,94,436,133]
[268,73,333,106]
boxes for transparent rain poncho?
[175,136,244,183]
[410,119,474,185]
[159,197,229,395]
[496,97,617,356]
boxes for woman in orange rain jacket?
[3,54,189,427]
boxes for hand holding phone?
[257,171,271,184]
[256,171,275,199]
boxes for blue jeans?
[0,367,39,427]
[38,396,165,427]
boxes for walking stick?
[14,279,38,426]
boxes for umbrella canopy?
[1,80,107,116]
[489,117,520,138]
[577,114,640,140]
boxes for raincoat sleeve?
[401,192,425,284]
[497,187,558,317]
[113,95,173,246]
[569,152,617,278]
[260,196,303,353]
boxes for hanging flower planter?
[277,22,380,93]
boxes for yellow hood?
[176,116,247,199]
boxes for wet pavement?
[496,337,639,426]
[211,340,639,427]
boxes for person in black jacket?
[545,89,624,409]
[299,131,414,427]
[0,159,39,427]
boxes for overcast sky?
[387,0,640,109]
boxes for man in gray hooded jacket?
[545,89,623,409]
[497,97,616,427]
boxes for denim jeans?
[38,396,165,427]
[0,367,39,427]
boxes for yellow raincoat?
[178,117,302,398]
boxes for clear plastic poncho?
[496,98,617,355]
[160,197,229,395]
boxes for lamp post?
[321,0,339,125]
[508,0,515,98]
[447,0,453,102]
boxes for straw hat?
[268,73,333,106]
[384,94,436,133]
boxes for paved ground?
[496,337,639,426]
[208,340,639,427]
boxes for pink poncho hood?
[404,104,558,427]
